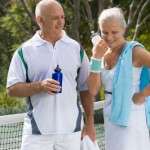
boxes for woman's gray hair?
[98,7,126,29]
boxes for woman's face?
[100,19,125,49]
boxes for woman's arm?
[132,85,150,105]
[132,46,150,104]
[88,39,108,96]
[133,46,150,68]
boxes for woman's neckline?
[103,41,128,70]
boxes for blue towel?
[145,96,150,129]
[140,66,150,129]
[109,41,149,127]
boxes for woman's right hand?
[92,39,108,59]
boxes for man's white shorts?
[21,131,81,150]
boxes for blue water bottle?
[52,65,63,93]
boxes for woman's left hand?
[132,92,146,105]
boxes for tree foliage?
[0,0,150,90]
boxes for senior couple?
[6,0,150,150]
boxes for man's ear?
[36,16,43,26]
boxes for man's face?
[41,4,65,37]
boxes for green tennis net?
[0,101,105,150]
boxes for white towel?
[80,135,100,150]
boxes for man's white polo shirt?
[7,30,90,135]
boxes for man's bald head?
[35,0,63,18]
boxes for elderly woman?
[88,7,150,150]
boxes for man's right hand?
[40,78,61,95]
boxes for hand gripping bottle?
[91,31,101,46]
[52,65,63,93]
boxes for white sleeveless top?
[100,60,150,150]
[101,62,145,116]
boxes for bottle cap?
[91,31,96,38]
[54,65,61,72]
[91,31,101,46]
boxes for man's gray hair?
[98,7,126,29]
[35,0,55,18]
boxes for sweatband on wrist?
[90,57,102,73]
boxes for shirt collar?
[32,31,47,46]
[32,30,71,47]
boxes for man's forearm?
[7,82,42,98]
[80,90,95,124]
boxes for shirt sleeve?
[6,51,26,88]
[77,50,90,91]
